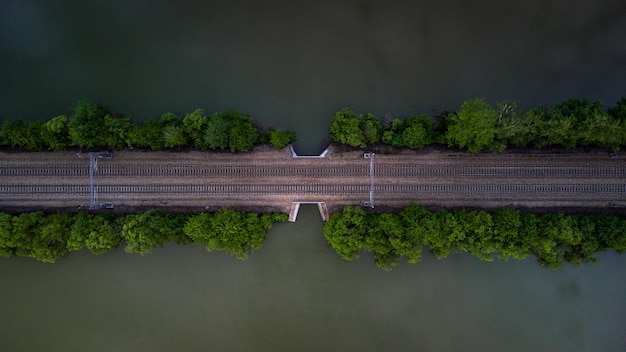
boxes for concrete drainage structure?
[289,201,329,222]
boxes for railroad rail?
[375,183,626,197]
[374,164,626,178]
[0,165,88,177]
[2,151,626,218]
[2,183,624,198]
[3,164,625,178]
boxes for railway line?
[2,150,626,212]
[2,183,624,199]
[376,164,626,178]
[3,163,626,178]
[0,164,88,177]
[375,183,626,197]
[0,164,369,178]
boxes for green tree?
[40,115,70,151]
[120,211,184,255]
[492,208,528,259]
[384,115,435,149]
[32,213,72,263]
[381,118,403,145]
[183,213,213,244]
[184,210,280,259]
[361,113,383,145]
[455,210,495,261]
[328,108,369,148]
[533,98,608,149]
[608,97,626,121]
[395,203,431,263]
[204,112,231,150]
[0,120,45,150]
[159,113,188,148]
[400,115,434,148]
[182,109,209,149]
[596,215,626,253]
[264,129,297,149]
[323,206,368,260]
[429,210,463,258]
[564,214,600,264]
[10,212,44,257]
[530,213,577,269]
[493,101,539,147]
[0,213,15,258]
[103,115,133,149]
[227,112,258,152]
[129,119,165,150]
[445,99,501,152]
[366,213,403,270]
[68,212,121,254]
[579,112,624,150]
[67,99,109,148]
[553,98,604,121]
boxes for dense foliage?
[324,204,626,270]
[328,108,383,148]
[328,97,626,152]
[0,100,296,152]
[0,209,287,263]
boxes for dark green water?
[1,1,625,350]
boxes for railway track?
[0,165,88,177]
[0,164,369,177]
[0,184,89,195]
[2,183,625,198]
[374,164,626,178]
[2,163,625,178]
[375,183,626,196]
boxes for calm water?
[1,0,625,351]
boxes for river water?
[1,0,625,351]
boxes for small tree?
[0,120,45,150]
[264,129,296,149]
[329,108,381,148]
[182,109,209,149]
[67,99,108,148]
[41,115,70,151]
[445,99,501,152]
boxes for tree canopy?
[323,204,626,270]
[329,108,382,148]
[444,99,503,152]
[0,100,293,153]
[183,209,286,259]
[0,209,287,263]
[326,97,626,152]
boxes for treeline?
[0,100,296,152]
[0,209,287,263]
[329,97,626,152]
[323,204,626,270]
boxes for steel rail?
[3,163,625,178]
[2,183,624,199]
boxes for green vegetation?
[328,97,626,152]
[0,100,295,152]
[183,209,285,259]
[0,209,287,263]
[329,108,382,148]
[324,204,626,270]
[382,114,436,149]
[259,128,298,149]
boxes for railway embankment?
[1,146,625,219]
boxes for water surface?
[1,1,625,350]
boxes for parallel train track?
[2,164,626,178]
[1,183,624,198]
